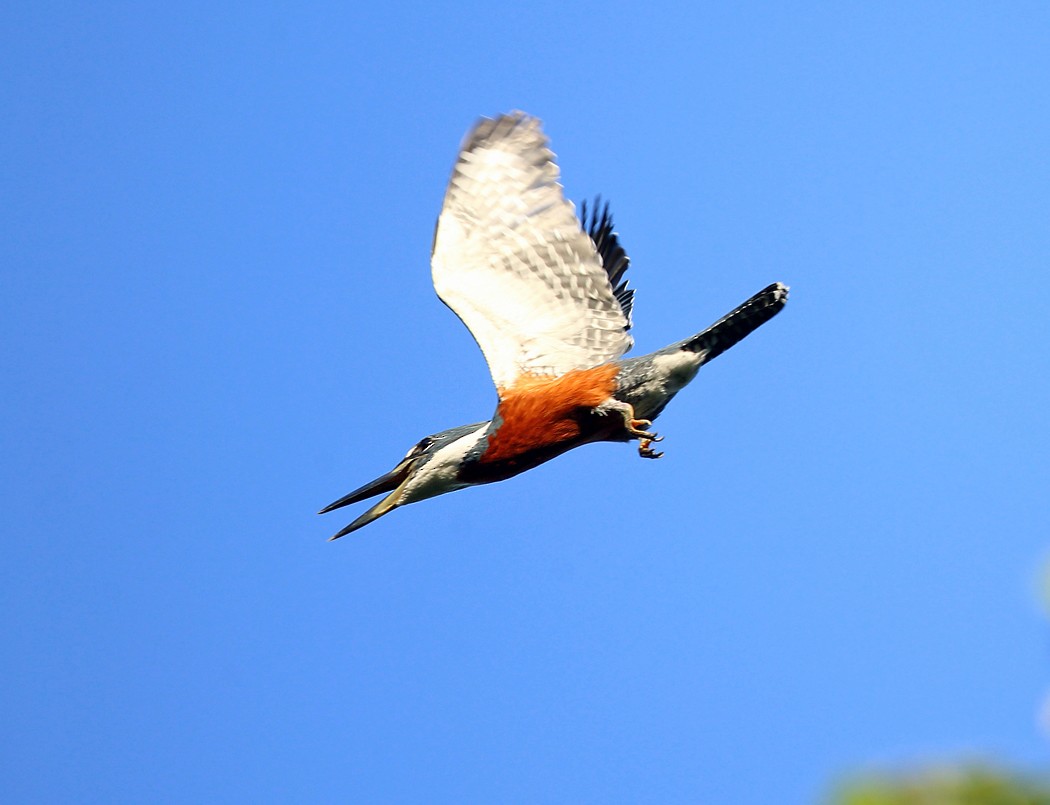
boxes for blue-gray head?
[318,422,488,539]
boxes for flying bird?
[320,112,788,539]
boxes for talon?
[625,418,659,440]
[638,438,664,459]
[615,405,660,442]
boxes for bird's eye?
[405,437,433,459]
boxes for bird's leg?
[597,400,665,459]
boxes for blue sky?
[3,2,1048,802]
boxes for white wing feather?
[431,112,633,391]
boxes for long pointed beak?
[319,457,416,540]
[326,490,403,540]
[318,458,414,514]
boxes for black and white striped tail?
[683,282,789,364]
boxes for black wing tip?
[580,196,635,329]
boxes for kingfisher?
[320,112,788,539]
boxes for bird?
[320,111,788,539]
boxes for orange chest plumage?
[479,363,620,463]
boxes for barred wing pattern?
[431,112,633,392]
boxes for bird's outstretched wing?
[431,112,633,393]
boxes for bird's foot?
[627,418,664,458]
[638,438,664,460]
[599,401,667,458]
[626,418,660,441]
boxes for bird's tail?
[681,282,789,364]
